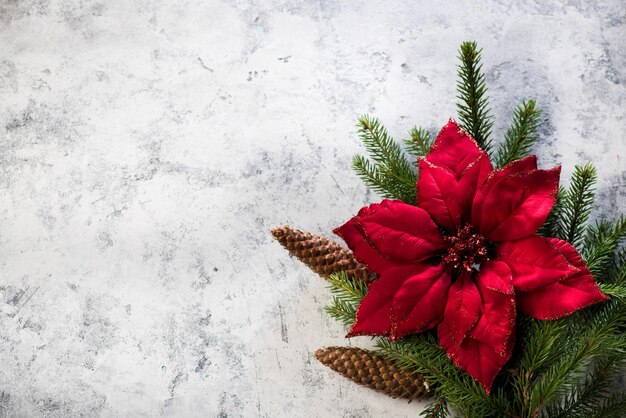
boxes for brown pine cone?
[271,226,376,283]
[315,346,432,401]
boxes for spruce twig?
[352,115,418,204]
[456,41,494,152]
[404,126,432,158]
[420,392,448,418]
[600,251,626,297]
[375,337,515,417]
[589,393,626,418]
[583,217,626,278]
[557,164,598,249]
[324,272,368,327]
[495,100,541,167]
[528,300,626,415]
[545,357,626,417]
[538,187,566,238]
[598,282,626,299]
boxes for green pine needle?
[598,282,626,299]
[323,272,368,327]
[420,393,448,418]
[557,164,598,249]
[352,155,391,197]
[544,357,626,417]
[352,115,418,204]
[529,298,626,415]
[517,319,569,379]
[404,126,432,158]
[495,99,541,167]
[376,337,513,417]
[589,393,626,418]
[538,187,566,238]
[456,41,494,152]
[583,217,626,279]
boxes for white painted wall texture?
[0,0,624,416]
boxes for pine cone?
[315,346,432,401]
[272,226,376,283]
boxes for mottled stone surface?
[0,1,624,417]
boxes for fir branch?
[544,356,626,418]
[512,318,570,417]
[323,272,367,327]
[495,99,541,167]
[583,217,626,279]
[520,261,626,416]
[420,392,448,418]
[527,300,626,415]
[527,334,594,414]
[598,282,626,299]
[456,41,494,152]
[353,115,418,204]
[599,251,626,301]
[557,164,598,249]
[404,126,432,158]
[376,337,514,417]
[589,393,626,418]
[518,319,569,377]
[352,156,392,198]
[324,298,358,328]
[537,187,565,238]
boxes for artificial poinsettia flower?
[334,119,609,394]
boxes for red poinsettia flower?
[335,119,609,394]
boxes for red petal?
[390,264,452,339]
[496,235,578,291]
[356,201,446,263]
[347,264,449,338]
[439,324,515,395]
[427,120,485,173]
[470,261,516,356]
[517,238,609,319]
[438,261,516,394]
[418,120,493,231]
[334,200,405,274]
[477,260,515,296]
[440,271,482,347]
[418,153,491,232]
[355,199,398,217]
[474,166,561,241]
[471,156,537,229]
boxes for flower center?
[442,225,488,271]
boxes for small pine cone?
[272,226,376,283]
[315,347,432,401]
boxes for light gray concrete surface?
[0,1,624,417]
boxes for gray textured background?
[0,1,624,417]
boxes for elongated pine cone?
[272,226,376,283]
[315,347,432,401]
